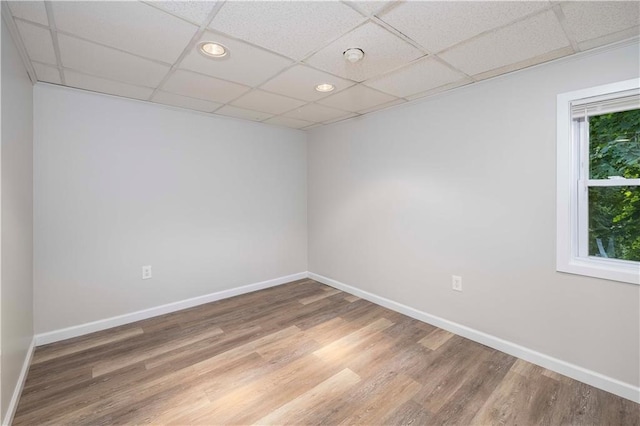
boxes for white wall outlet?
[452,275,462,292]
[142,265,152,280]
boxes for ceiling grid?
[43,0,65,84]
[4,0,639,130]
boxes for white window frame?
[557,79,640,285]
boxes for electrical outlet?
[452,275,462,292]
[142,265,152,280]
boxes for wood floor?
[14,279,639,425]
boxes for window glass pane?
[589,186,640,261]
[589,109,640,179]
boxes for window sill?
[558,257,640,285]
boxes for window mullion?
[587,179,640,187]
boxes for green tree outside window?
[588,109,640,261]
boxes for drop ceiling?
[4,1,639,130]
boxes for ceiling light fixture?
[343,48,365,63]
[315,83,335,93]
[199,42,229,58]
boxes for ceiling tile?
[209,1,365,60]
[179,31,292,87]
[379,1,549,53]
[561,2,640,44]
[364,56,469,98]
[231,90,306,115]
[151,91,221,113]
[264,116,314,130]
[306,22,424,82]
[7,1,48,25]
[215,105,273,122]
[145,1,218,26]
[52,1,197,64]
[439,10,570,77]
[318,84,398,113]
[260,65,355,102]
[58,34,170,87]
[284,103,354,123]
[33,63,61,84]
[577,26,640,52]
[15,20,57,65]
[64,70,155,101]
[350,1,394,16]
[472,46,572,82]
[162,69,249,104]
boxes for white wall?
[1,17,34,422]
[34,85,307,333]
[308,41,640,388]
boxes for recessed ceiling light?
[199,42,228,58]
[315,83,335,93]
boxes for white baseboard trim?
[308,272,640,404]
[35,272,308,346]
[2,337,36,426]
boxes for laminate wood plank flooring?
[13,279,639,425]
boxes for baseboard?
[308,272,640,404]
[35,272,308,346]
[2,337,36,426]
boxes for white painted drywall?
[34,85,307,333]
[1,18,34,421]
[308,41,640,387]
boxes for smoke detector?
[343,48,364,63]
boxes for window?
[557,79,640,285]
